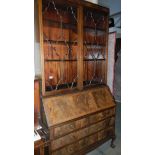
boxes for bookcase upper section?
[38,0,109,96]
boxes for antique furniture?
[34,78,41,128]
[38,0,116,154]
[34,79,44,155]
[34,79,49,155]
[34,136,44,155]
[42,86,116,155]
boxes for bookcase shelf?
[39,0,109,96]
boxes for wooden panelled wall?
[38,0,109,96]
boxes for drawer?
[52,147,68,155]
[98,129,107,141]
[89,108,115,124]
[107,108,115,117]
[95,119,107,131]
[76,117,89,129]
[88,112,101,124]
[53,121,76,138]
[52,132,76,150]
[89,113,100,124]
[88,133,98,145]
[76,119,108,140]
[52,108,115,139]
[100,108,114,118]
[52,143,76,155]
[76,137,89,150]
[89,123,98,134]
[88,119,107,134]
[76,127,89,139]
[97,111,107,120]
[53,118,88,139]
[67,143,76,155]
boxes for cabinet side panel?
[38,0,45,95]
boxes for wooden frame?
[38,0,45,95]
[38,0,109,96]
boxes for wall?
[98,0,121,15]
[34,0,41,77]
[85,0,121,34]
[98,0,121,38]
[85,0,98,4]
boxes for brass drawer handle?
[69,124,75,129]
[69,147,73,152]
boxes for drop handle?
[69,124,75,129]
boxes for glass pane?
[83,8,107,87]
[42,0,78,92]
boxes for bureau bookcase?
[38,0,116,154]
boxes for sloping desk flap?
[42,86,115,127]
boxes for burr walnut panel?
[53,117,89,139]
[42,86,116,154]
[52,128,110,155]
[52,107,115,139]
[51,118,113,151]
[43,87,115,126]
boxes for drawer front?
[52,147,67,155]
[53,108,115,139]
[53,121,76,138]
[52,143,76,155]
[53,118,88,139]
[76,137,89,150]
[76,130,108,152]
[89,108,115,124]
[89,113,99,124]
[106,108,115,117]
[76,127,89,139]
[52,132,76,150]
[76,117,89,129]
[88,133,98,145]
[52,117,113,150]
[90,119,107,132]
[76,119,108,140]
[76,129,108,152]
[98,129,107,141]
[52,128,111,155]
[67,143,76,155]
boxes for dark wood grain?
[34,79,40,128]
[38,0,46,95]
[77,6,84,90]
[34,139,44,155]
[37,1,115,155]
[41,86,116,154]
[39,0,110,96]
